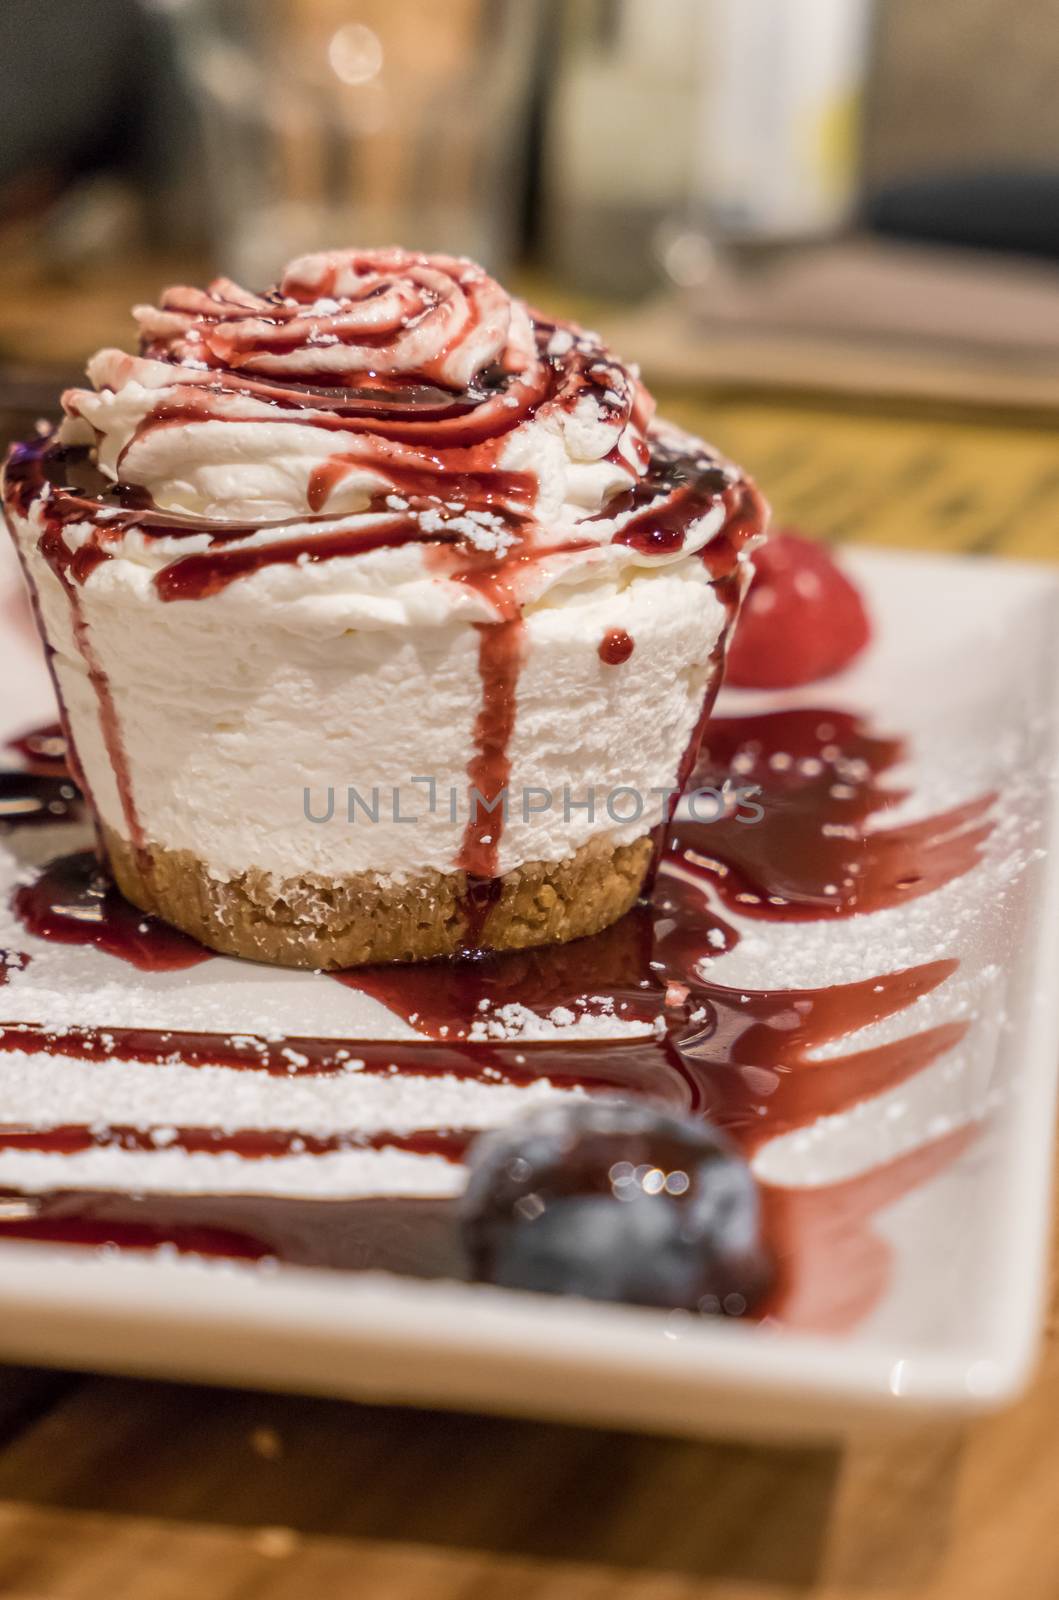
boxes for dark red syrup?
[5,722,68,777]
[337,891,681,1039]
[0,947,973,1331]
[4,359,763,939]
[153,514,447,602]
[0,703,989,1329]
[336,885,964,1154]
[13,850,209,972]
[0,1193,463,1276]
[0,703,992,1333]
[0,722,80,827]
[606,450,731,556]
[0,1123,471,1164]
[0,323,984,1324]
[599,627,634,665]
[305,453,534,517]
[674,707,994,919]
[0,1020,691,1102]
[1,499,98,825]
[759,1124,976,1332]
[458,619,523,884]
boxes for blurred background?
[1,0,1058,556]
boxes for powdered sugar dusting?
[0,549,1057,1324]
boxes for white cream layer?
[8,491,731,882]
[60,349,646,527]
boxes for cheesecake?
[2,249,767,967]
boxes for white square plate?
[0,544,1056,1443]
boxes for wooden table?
[0,1243,1057,1600]
[2,349,1059,1596]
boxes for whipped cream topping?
[58,247,653,533]
[6,248,768,638]
[3,248,767,889]
[135,250,535,386]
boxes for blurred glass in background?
[544,0,873,295]
[3,0,1059,292]
[166,0,544,281]
[1,0,1058,398]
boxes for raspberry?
[727,531,871,689]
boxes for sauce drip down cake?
[3,249,767,966]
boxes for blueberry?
[461,1099,773,1315]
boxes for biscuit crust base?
[103,826,655,969]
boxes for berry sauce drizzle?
[2,252,769,954]
[3,364,760,939]
[599,628,634,665]
[4,722,68,777]
[0,709,992,1330]
[458,619,523,884]
[674,708,994,918]
[1,716,81,830]
[13,849,209,972]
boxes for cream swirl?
[22,248,768,634]
[133,249,536,387]
[59,248,650,528]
